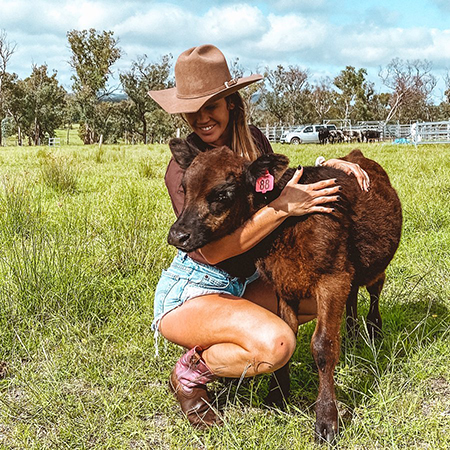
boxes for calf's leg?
[265,363,291,408]
[311,275,351,443]
[366,272,385,339]
[345,283,359,338]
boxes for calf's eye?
[207,190,235,216]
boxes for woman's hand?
[322,158,370,192]
[271,167,340,217]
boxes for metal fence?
[413,121,450,144]
[264,120,450,144]
[263,125,299,143]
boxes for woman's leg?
[160,293,297,378]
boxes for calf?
[167,139,402,443]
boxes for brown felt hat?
[148,44,263,114]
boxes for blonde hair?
[226,92,261,161]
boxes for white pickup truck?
[281,124,337,144]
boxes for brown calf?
[167,139,402,443]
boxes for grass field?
[0,140,448,449]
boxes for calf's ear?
[246,153,290,188]
[169,138,201,169]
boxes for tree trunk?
[143,118,147,145]
[34,117,39,146]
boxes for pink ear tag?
[255,170,274,194]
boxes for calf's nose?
[168,227,191,248]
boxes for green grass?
[0,141,448,448]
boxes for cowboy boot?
[169,346,223,429]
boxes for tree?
[228,57,264,124]
[2,73,27,145]
[2,66,66,145]
[379,58,437,122]
[262,65,311,124]
[367,92,391,121]
[22,64,67,145]
[334,66,374,122]
[67,29,122,144]
[310,78,337,123]
[120,54,173,143]
[0,30,16,145]
[434,71,450,120]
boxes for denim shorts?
[151,251,259,334]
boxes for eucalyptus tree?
[67,29,122,144]
[334,66,375,122]
[23,64,67,145]
[262,65,312,124]
[120,54,173,143]
[379,58,437,122]
[2,65,66,145]
[310,78,337,123]
[0,30,16,145]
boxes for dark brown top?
[164,125,273,265]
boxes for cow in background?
[362,130,381,142]
[318,128,330,144]
[343,130,362,143]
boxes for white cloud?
[2,0,450,90]
[271,0,331,12]
[116,4,196,44]
[256,13,327,54]
[200,4,268,43]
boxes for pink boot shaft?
[169,346,222,429]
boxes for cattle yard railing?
[263,120,450,144]
[412,121,450,145]
[264,125,298,142]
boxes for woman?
[149,44,370,429]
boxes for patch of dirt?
[422,377,450,417]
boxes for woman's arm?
[199,168,340,265]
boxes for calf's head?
[167,138,289,252]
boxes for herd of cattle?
[319,129,382,144]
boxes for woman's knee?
[249,323,297,373]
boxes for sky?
[2,0,450,101]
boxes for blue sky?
[1,0,450,101]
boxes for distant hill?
[101,93,128,103]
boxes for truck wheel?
[290,137,301,145]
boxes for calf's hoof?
[314,419,338,444]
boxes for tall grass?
[0,141,447,448]
[40,153,79,193]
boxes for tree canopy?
[1,27,450,146]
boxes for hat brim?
[148,74,263,114]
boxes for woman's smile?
[186,98,234,146]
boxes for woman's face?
[185,97,234,147]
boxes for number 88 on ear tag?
[255,170,274,194]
